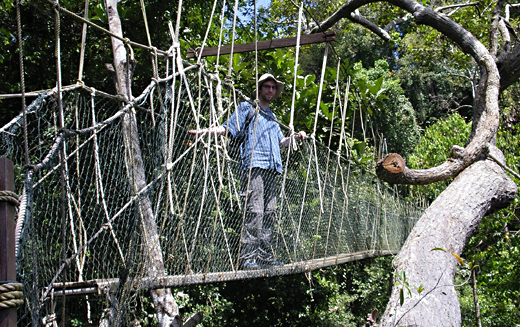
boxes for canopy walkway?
[0,1,423,325]
[1,66,421,323]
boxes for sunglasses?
[262,85,277,90]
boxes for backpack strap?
[241,103,256,136]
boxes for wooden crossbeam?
[187,31,336,59]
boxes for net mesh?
[1,67,421,325]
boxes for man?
[188,73,306,268]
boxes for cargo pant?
[240,167,278,263]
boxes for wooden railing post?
[0,157,17,327]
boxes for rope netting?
[1,65,422,324]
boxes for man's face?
[259,80,277,103]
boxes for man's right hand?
[187,126,227,137]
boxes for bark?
[104,1,181,326]
[380,157,516,326]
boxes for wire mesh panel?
[1,69,423,325]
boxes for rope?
[289,3,303,134]
[0,282,24,309]
[196,0,220,65]
[215,0,227,67]
[0,191,20,207]
[15,187,26,258]
[139,0,153,48]
[16,0,29,166]
[227,0,240,78]
[77,0,89,81]
[487,147,520,179]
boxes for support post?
[0,158,17,327]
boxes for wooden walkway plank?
[50,250,395,298]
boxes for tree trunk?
[380,156,516,326]
[104,1,180,326]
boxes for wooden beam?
[187,31,336,58]
[50,250,396,297]
[0,158,16,327]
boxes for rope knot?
[59,128,77,136]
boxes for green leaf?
[399,288,404,306]
[430,247,446,252]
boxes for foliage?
[350,59,420,157]
[408,113,471,201]
[173,256,393,327]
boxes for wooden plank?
[187,31,336,58]
[50,250,396,297]
[0,158,16,327]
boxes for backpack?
[226,104,256,160]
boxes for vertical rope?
[254,0,259,100]
[227,0,240,78]
[53,3,68,326]
[338,77,351,155]
[16,0,29,165]
[139,0,153,47]
[312,44,329,137]
[77,0,89,82]
[289,3,303,133]
[215,0,227,67]
[196,0,220,64]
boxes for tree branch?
[384,14,411,32]
[489,0,507,58]
[349,10,391,41]
[434,2,479,16]
[498,45,520,91]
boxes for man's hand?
[280,131,307,148]
[295,131,307,140]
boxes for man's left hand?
[295,131,307,140]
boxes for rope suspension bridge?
[0,0,424,325]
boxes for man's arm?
[280,131,307,148]
[188,126,228,137]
